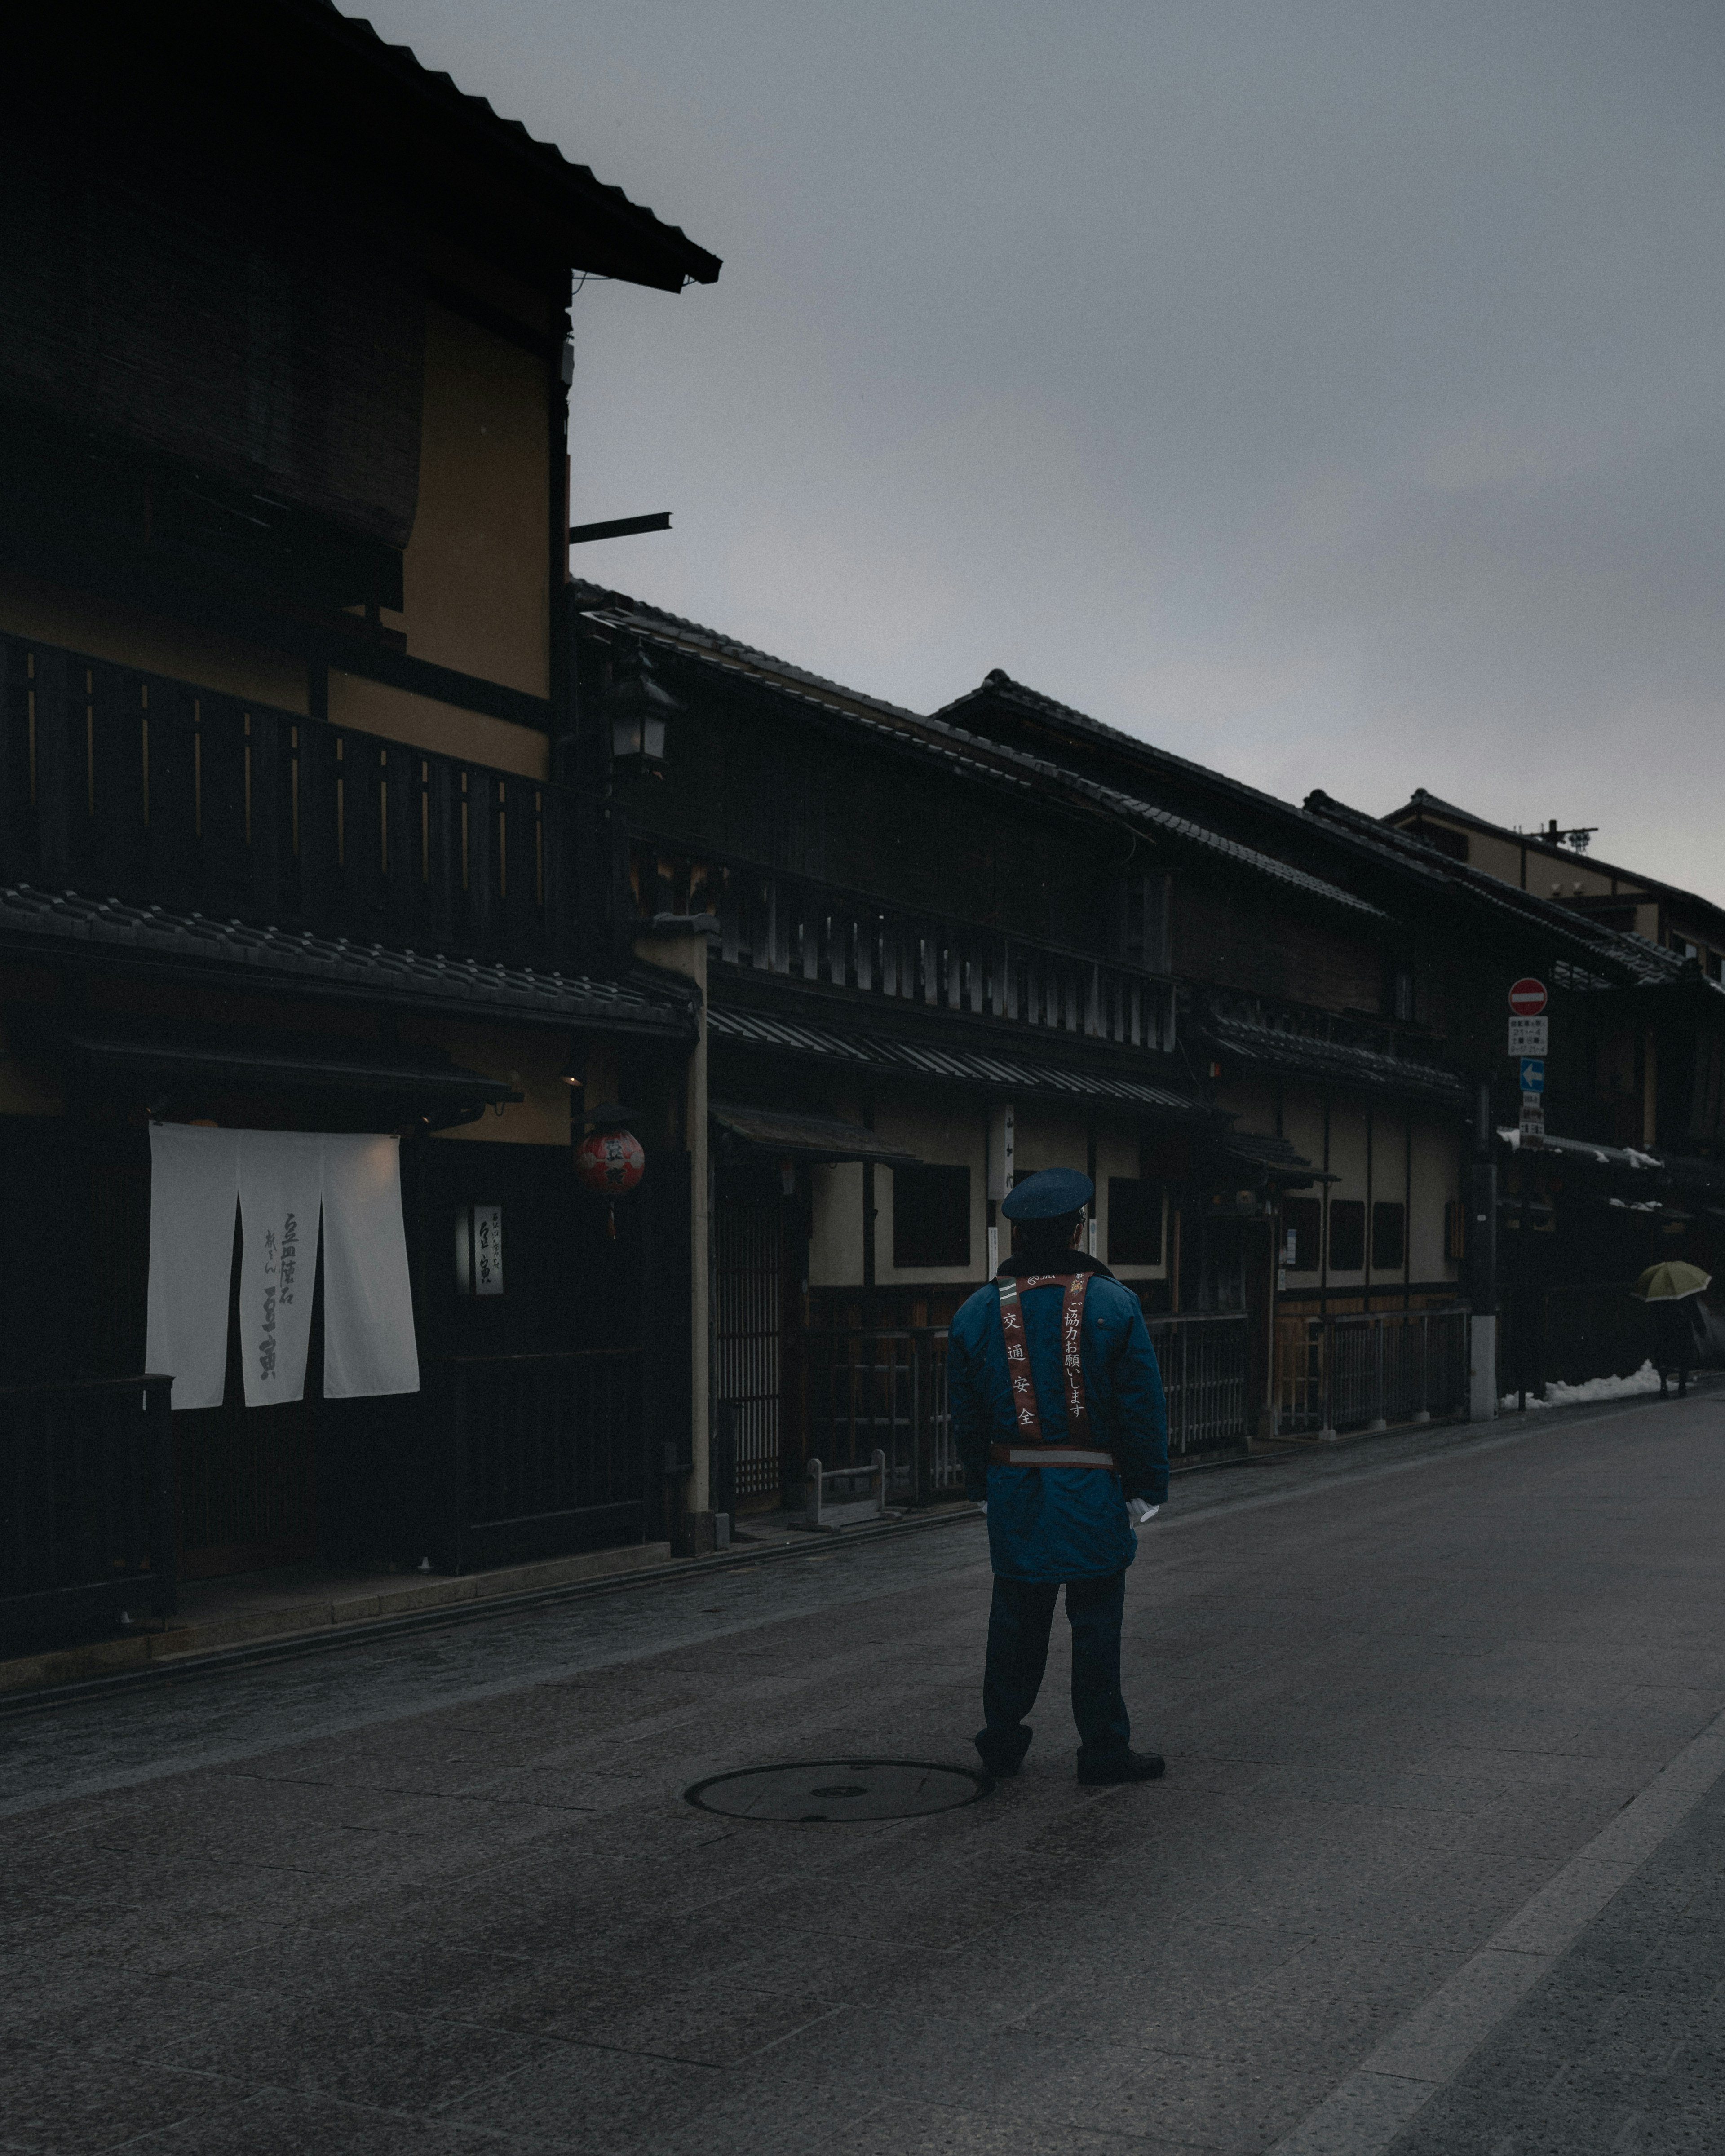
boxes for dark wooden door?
[714,1190,785,1509]
[174,1215,319,1578]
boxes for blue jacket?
[948,1257,1170,1584]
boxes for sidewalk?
[8,1383,1706,1705]
[0,1541,673,1699]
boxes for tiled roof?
[1201,1004,1465,1105]
[1388,789,1725,934]
[316,5,720,289]
[1303,794,1700,992]
[0,883,696,1036]
[935,670,1672,989]
[1213,1131,1332,1185]
[574,585,1382,922]
[705,1003,1214,1118]
[937,667,1320,834]
[709,1100,920,1166]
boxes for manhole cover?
[684,1758,991,1823]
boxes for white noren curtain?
[146,1124,240,1411]
[146,1126,419,1408]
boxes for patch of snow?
[1623,1148,1663,1171]
[1500,1361,1664,1412]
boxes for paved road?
[6,1393,1725,2154]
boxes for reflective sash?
[993,1272,1117,1471]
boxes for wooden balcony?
[632,840,1177,1054]
[0,631,577,969]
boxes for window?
[1115,874,1171,972]
[1327,1199,1365,1272]
[891,1165,970,1268]
[1444,1199,1465,1264]
[1371,1202,1406,1272]
[1107,1179,1163,1266]
[1281,1197,1322,1271]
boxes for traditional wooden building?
[0,4,719,1645]
[1385,790,1725,984]
[1364,792,1725,1382]
[576,582,1707,1497]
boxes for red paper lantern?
[575,1124,645,1197]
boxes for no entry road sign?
[1508,977,1548,1017]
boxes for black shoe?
[1077,1748,1165,1785]
[975,1730,1028,1778]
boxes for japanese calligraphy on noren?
[259,1225,278,1382]
[255,1210,306,1383]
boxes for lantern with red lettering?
[575,1106,645,1238]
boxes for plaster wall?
[1410,1116,1462,1284]
[324,673,549,781]
[1322,1100,1370,1291]
[1092,1126,1168,1281]
[0,566,309,713]
[871,1099,988,1286]
[808,1161,864,1286]
[412,1023,571,1147]
[1013,1113,1089,1181]
[1366,1110,1411,1290]
[395,302,551,699]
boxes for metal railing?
[428,1349,647,1572]
[799,1309,1247,1502]
[1275,1308,1469,1436]
[632,840,1177,1054]
[0,1374,176,1648]
[0,630,575,968]
[801,1328,958,1508]
[1146,1313,1252,1456]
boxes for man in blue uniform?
[948,1167,1169,1784]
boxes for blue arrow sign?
[1520,1058,1545,1093]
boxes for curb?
[13,1388,1691,1718]
[0,1502,995,1719]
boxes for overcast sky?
[369,1,1725,901]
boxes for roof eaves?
[934,667,1344,846]
[1202,1010,1465,1103]
[1303,792,1682,987]
[1387,789,1725,933]
[0,882,697,1034]
[577,591,1382,923]
[703,1003,1216,1119]
[323,6,721,288]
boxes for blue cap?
[1000,1167,1094,1221]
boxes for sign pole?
[1467,1076,1499,1423]
[1505,977,1548,1404]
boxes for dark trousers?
[978,1570,1131,1769]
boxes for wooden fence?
[0,1374,175,1648]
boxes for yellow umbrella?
[1632,1261,1713,1301]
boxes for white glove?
[976,1501,987,1515]
[1126,1498,1159,1526]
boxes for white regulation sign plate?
[1508,1016,1549,1055]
